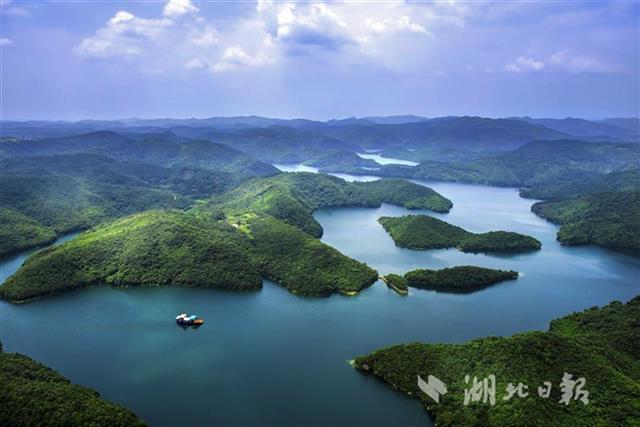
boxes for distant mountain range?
[2,115,638,164]
[4,114,637,137]
[510,116,639,141]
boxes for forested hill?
[0,133,279,256]
[2,174,452,301]
[354,296,640,426]
[520,169,640,200]
[374,140,640,188]
[198,173,452,238]
[532,191,640,255]
[304,150,380,172]
[0,341,145,426]
[378,215,541,253]
[0,131,278,176]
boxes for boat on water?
[176,313,204,326]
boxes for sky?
[1,0,639,120]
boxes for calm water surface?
[356,153,419,166]
[1,172,638,426]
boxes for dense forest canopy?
[354,296,640,426]
[0,341,145,426]
[532,191,640,255]
[378,215,541,253]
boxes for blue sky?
[1,0,638,120]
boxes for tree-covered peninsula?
[532,191,640,255]
[378,215,541,253]
[381,274,409,295]
[0,341,145,426]
[304,150,380,173]
[353,296,640,426]
[3,173,452,301]
[0,210,263,302]
[199,173,452,237]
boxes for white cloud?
[212,46,274,72]
[366,16,428,35]
[75,0,440,74]
[549,49,620,74]
[504,50,623,75]
[163,0,199,18]
[74,2,220,73]
[505,56,545,73]
[0,37,14,46]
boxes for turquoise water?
[1,175,639,426]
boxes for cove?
[1,174,639,426]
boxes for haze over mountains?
[3,115,637,163]
[1,114,639,256]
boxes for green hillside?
[375,140,639,189]
[532,191,640,255]
[200,173,452,237]
[0,210,262,302]
[357,179,453,213]
[353,296,640,426]
[0,208,57,255]
[0,173,190,256]
[250,216,378,296]
[520,169,640,200]
[304,150,380,172]
[0,341,145,426]
[378,215,541,253]
[4,174,444,300]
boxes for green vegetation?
[381,274,408,295]
[201,172,380,237]
[520,169,640,200]
[353,296,640,426]
[378,215,541,253]
[1,131,279,177]
[6,173,439,300]
[200,173,451,237]
[376,140,640,189]
[304,150,380,172]
[0,208,56,256]
[457,231,542,253]
[0,341,145,426]
[1,210,262,302]
[532,191,640,255]
[404,266,518,293]
[249,216,378,296]
[0,173,190,256]
[358,179,452,213]
[0,135,280,255]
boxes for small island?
[0,341,145,426]
[405,266,518,293]
[382,266,517,295]
[378,215,541,253]
[353,296,640,426]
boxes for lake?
[1,172,639,426]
